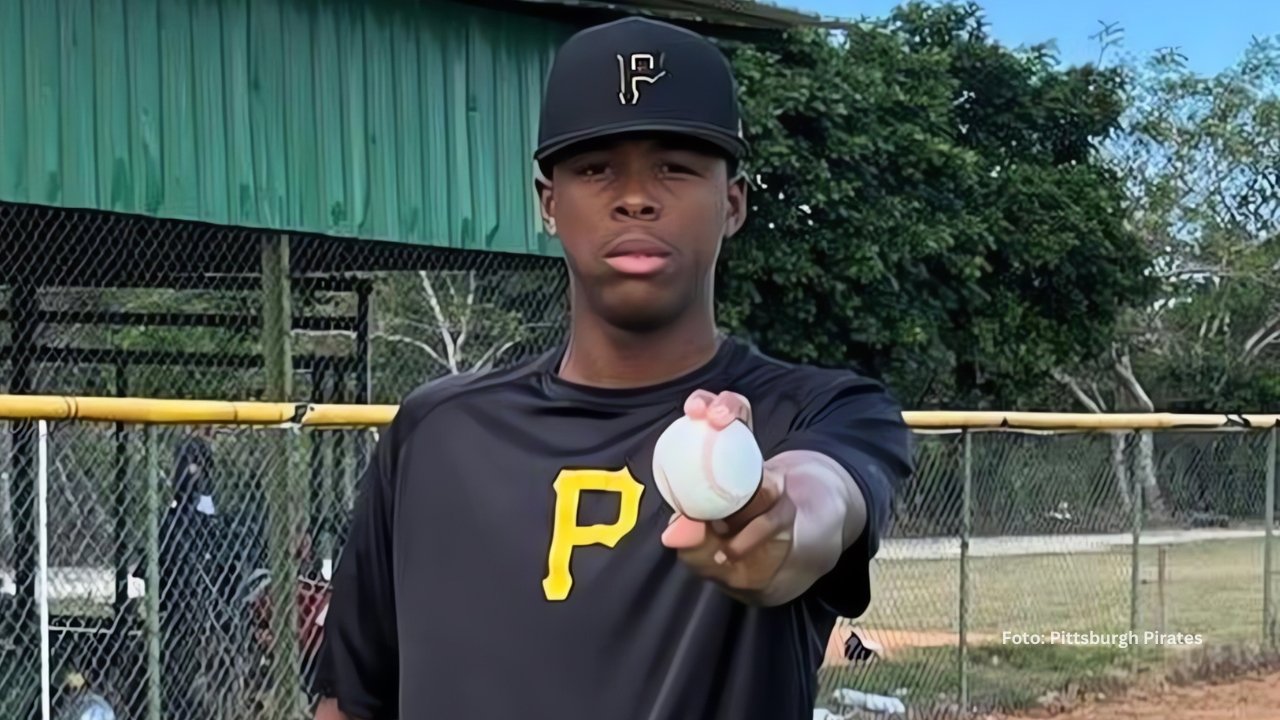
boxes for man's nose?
[612,175,662,221]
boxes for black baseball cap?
[535,17,749,168]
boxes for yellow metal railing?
[1,394,1277,430]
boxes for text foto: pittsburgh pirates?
[1002,631,1204,647]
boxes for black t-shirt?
[312,337,914,719]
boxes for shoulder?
[389,352,550,441]
[726,337,900,411]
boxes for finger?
[707,391,752,430]
[683,390,719,419]
[718,465,783,535]
[721,496,796,562]
[661,514,709,550]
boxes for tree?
[717,2,1152,409]
[375,270,529,375]
[1106,37,1280,412]
[295,266,565,403]
[1049,32,1279,521]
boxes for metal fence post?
[959,430,972,712]
[1265,425,1277,648]
[1130,430,1143,638]
[145,426,162,720]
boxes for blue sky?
[787,0,1279,74]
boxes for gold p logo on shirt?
[542,467,645,601]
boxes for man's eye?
[660,162,696,175]
[576,163,608,177]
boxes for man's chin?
[571,269,697,333]
[602,310,684,335]
[595,295,688,334]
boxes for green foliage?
[105,288,262,399]
[716,2,1153,408]
[1105,36,1280,411]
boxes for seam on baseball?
[654,463,685,516]
[700,423,740,506]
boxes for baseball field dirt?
[986,670,1280,719]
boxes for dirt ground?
[987,671,1280,720]
[822,625,995,664]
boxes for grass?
[1138,538,1272,646]
[861,537,1272,646]
[816,537,1278,715]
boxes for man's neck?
[558,312,723,389]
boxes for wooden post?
[354,280,372,404]
[261,234,294,400]
[261,234,301,715]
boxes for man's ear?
[534,163,556,236]
[724,174,748,239]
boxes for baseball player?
[312,16,914,720]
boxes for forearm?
[314,698,360,720]
[783,449,867,548]
[747,449,866,607]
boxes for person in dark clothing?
[157,435,224,716]
[311,17,915,720]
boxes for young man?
[312,16,914,720]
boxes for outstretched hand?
[660,390,797,601]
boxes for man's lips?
[605,236,673,258]
[603,235,673,276]
[605,254,671,275]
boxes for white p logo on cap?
[617,53,667,105]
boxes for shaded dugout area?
[0,200,568,718]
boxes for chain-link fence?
[0,417,376,720]
[818,425,1280,718]
[0,200,570,406]
[1,406,1276,720]
[1,197,569,719]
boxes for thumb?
[661,514,708,550]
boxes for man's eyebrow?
[652,141,720,160]
[653,139,698,151]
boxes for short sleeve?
[767,373,915,618]
[311,421,401,718]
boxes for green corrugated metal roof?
[0,0,572,255]
[494,0,835,31]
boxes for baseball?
[652,414,764,521]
